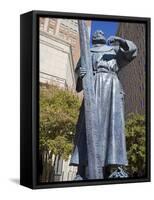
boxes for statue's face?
[92,30,106,45]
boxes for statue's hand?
[107,36,119,45]
[79,67,87,78]
[107,36,129,50]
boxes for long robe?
[70,40,137,168]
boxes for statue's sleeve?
[117,40,137,69]
[75,58,83,92]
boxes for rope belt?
[94,67,117,75]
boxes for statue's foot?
[109,167,128,178]
[74,174,83,181]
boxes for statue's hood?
[90,44,114,52]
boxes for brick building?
[117,22,146,116]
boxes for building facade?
[40,17,80,66]
[117,22,146,116]
[39,17,91,90]
[40,31,76,89]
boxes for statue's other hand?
[79,67,87,78]
[107,36,128,50]
[107,36,115,45]
[107,36,124,45]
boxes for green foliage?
[39,84,81,182]
[47,136,73,160]
[125,113,146,177]
[39,84,81,159]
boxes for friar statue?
[69,30,137,180]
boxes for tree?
[39,84,81,182]
[125,113,146,177]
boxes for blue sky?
[90,20,119,46]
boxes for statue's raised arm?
[107,35,137,69]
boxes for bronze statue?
[70,21,137,180]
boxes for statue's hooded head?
[92,30,106,45]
